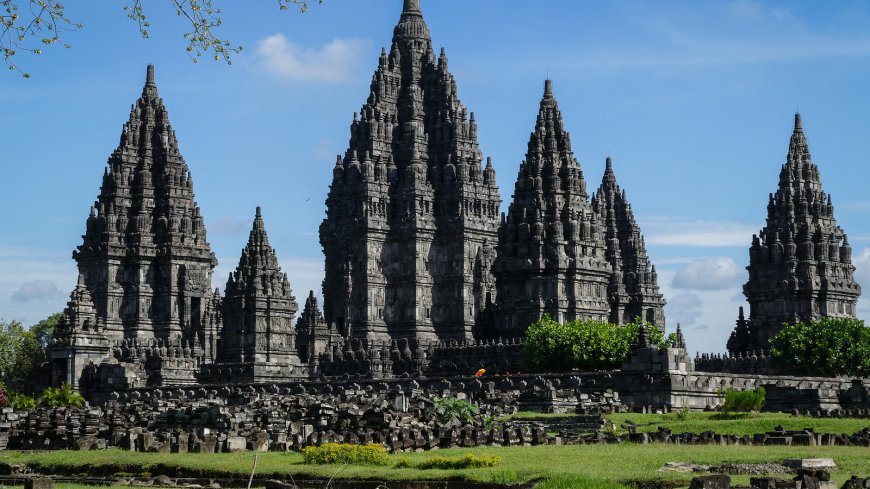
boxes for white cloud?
[0,244,76,325]
[253,35,369,82]
[665,292,703,327]
[643,217,758,247]
[672,257,743,290]
[853,247,870,290]
[11,280,63,303]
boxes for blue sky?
[3,0,870,354]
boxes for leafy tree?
[0,383,7,408]
[524,315,672,372]
[29,312,60,366]
[769,318,870,377]
[0,313,60,386]
[0,319,32,384]
[2,0,321,77]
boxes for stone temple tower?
[591,157,666,328]
[217,207,301,382]
[728,113,861,354]
[493,80,611,337]
[50,65,218,386]
[320,0,501,343]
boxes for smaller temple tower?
[295,291,335,372]
[218,207,302,382]
[48,275,109,387]
[591,157,666,328]
[493,80,611,337]
[729,113,861,354]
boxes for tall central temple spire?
[320,1,501,343]
[728,113,861,354]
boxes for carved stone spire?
[295,291,332,365]
[729,113,861,354]
[321,1,500,344]
[493,80,610,337]
[54,64,217,387]
[219,208,300,381]
[591,156,666,328]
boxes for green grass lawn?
[605,412,870,436]
[1,443,869,489]
[502,411,870,436]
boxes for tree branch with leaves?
[2,0,320,77]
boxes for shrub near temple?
[769,318,870,377]
[416,453,501,470]
[301,443,390,466]
[37,383,85,408]
[721,387,766,413]
[524,315,670,372]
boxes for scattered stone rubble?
[690,471,869,489]
[3,382,870,453]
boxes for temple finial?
[544,79,553,99]
[256,206,262,218]
[146,64,155,85]
[403,0,421,15]
[794,112,802,132]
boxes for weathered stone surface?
[320,0,500,345]
[592,157,666,327]
[25,478,53,489]
[492,80,610,335]
[728,113,861,357]
[784,459,837,470]
[690,475,731,489]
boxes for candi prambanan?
[47,0,858,390]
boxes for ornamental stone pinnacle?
[493,80,611,337]
[591,156,666,328]
[320,0,501,343]
[51,64,219,387]
[728,113,861,354]
[218,207,301,382]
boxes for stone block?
[751,478,797,489]
[225,436,247,452]
[25,478,53,489]
[690,475,731,489]
[784,459,837,470]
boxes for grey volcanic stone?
[690,475,731,489]
[728,113,861,356]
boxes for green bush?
[434,397,478,424]
[721,387,765,413]
[301,443,390,466]
[9,391,37,410]
[37,383,85,408]
[394,456,414,469]
[416,453,501,470]
[769,318,870,377]
[0,385,7,408]
[524,315,670,372]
